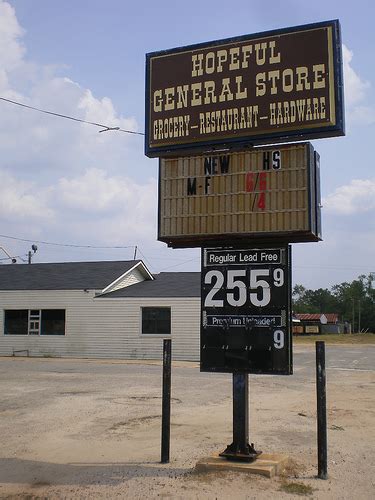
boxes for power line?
[0,96,144,136]
[294,264,374,271]
[0,233,135,250]
[136,247,155,271]
[3,232,371,272]
[158,257,199,272]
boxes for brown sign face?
[146,20,344,157]
[158,143,321,247]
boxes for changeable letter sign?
[201,245,292,374]
[159,142,322,247]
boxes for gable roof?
[97,272,200,298]
[0,260,147,291]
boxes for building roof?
[295,313,339,324]
[0,260,144,290]
[97,272,200,298]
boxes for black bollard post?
[161,338,172,463]
[316,341,328,479]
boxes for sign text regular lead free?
[200,246,292,374]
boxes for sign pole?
[219,373,261,461]
[161,338,172,463]
[316,341,328,479]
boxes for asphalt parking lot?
[0,345,374,499]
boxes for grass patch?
[294,333,375,345]
[280,481,314,496]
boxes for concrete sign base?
[195,453,290,478]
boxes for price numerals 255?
[204,268,285,308]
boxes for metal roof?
[295,313,339,324]
[0,260,143,290]
[97,272,200,298]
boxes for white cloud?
[58,168,156,215]
[0,0,25,73]
[0,169,54,218]
[78,89,138,133]
[0,164,157,247]
[323,178,375,215]
[0,0,140,177]
[345,105,375,127]
[343,44,374,125]
[0,0,158,259]
[55,168,157,244]
[342,45,369,107]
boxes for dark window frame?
[141,307,171,335]
[3,309,66,336]
[4,310,28,336]
[41,309,66,336]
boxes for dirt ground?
[0,345,374,499]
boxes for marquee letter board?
[159,142,321,247]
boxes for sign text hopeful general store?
[145,20,344,157]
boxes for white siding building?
[0,260,200,361]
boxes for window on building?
[4,310,28,335]
[41,309,65,335]
[141,307,171,335]
[4,309,66,336]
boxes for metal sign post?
[161,339,172,463]
[316,341,328,478]
[201,244,292,461]
[220,373,261,461]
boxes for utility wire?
[0,233,135,250]
[158,257,199,272]
[136,247,155,272]
[0,234,372,272]
[0,97,144,135]
[294,264,374,271]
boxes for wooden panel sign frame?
[145,20,344,157]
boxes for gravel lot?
[0,345,374,499]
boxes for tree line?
[293,274,375,332]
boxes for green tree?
[293,274,375,332]
[292,285,336,314]
[332,275,375,332]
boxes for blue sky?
[0,0,374,289]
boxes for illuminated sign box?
[158,142,321,247]
[145,20,344,157]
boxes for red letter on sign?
[246,172,254,192]
[259,172,267,191]
[257,192,266,210]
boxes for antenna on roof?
[133,245,138,260]
[28,245,38,264]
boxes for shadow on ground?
[0,457,187,487]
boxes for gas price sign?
[201,245,292,374]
